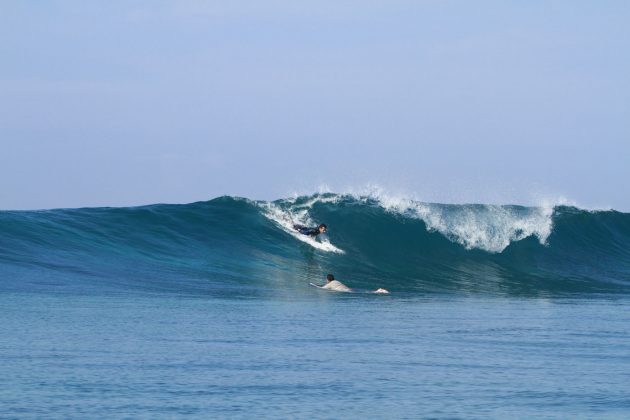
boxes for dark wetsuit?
[293,224,321,237]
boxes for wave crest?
[2,192,630,295]
[274,191,554,253]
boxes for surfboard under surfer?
[293,223,327,237]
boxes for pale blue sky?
[1,1,629,210]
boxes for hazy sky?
[1,1,629,210]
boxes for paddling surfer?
[319,274,389,294]
[320,274,352,292]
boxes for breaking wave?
[1,193,629,296]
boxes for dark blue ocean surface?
[2,294,630,418]
[2,194,630,417]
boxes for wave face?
[2,194,630,296]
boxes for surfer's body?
[320,279,352,292]
[293,223,327,237]
[313,274,389,294]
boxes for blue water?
[2,194,630,417]
[3,294,630,418]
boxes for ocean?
[2,193,630,418]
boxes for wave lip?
[394,201,553,253]
[274,192,555,253]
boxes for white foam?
[353,188,555,253]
